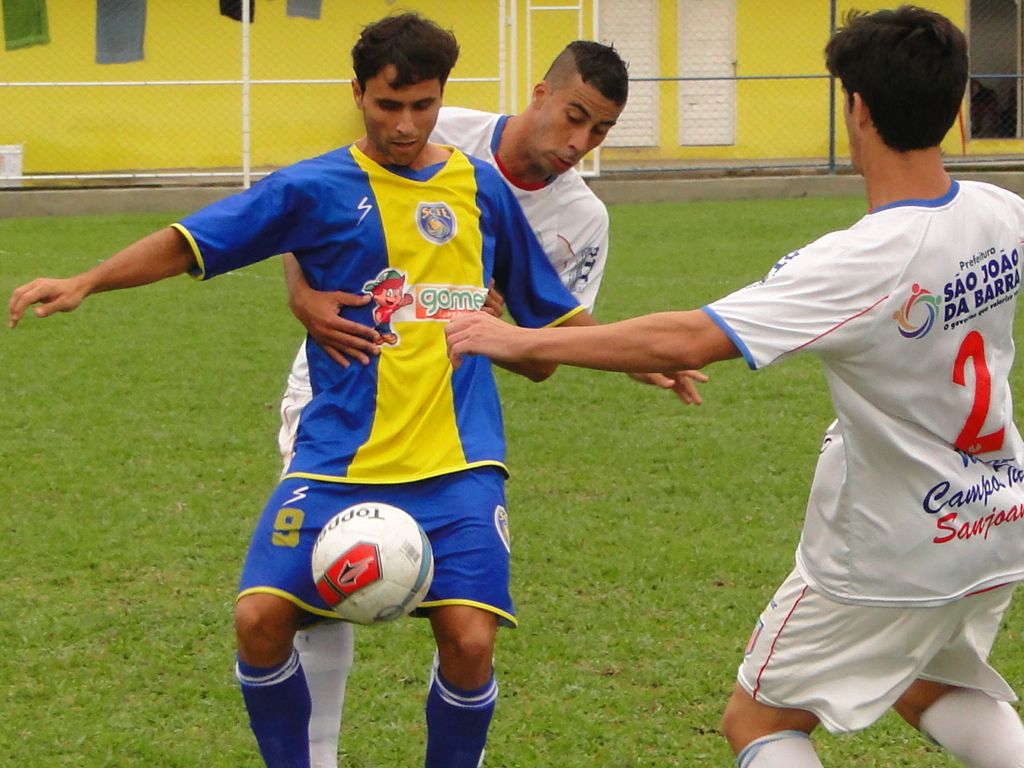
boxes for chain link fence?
[1,0,1022,189]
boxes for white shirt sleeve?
[706,225,892,369]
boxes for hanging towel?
[3,0,49,51]
[220,0,253,22]
[96,0,146,64]
[286,0,320,20]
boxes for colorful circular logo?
[894,283,940,339]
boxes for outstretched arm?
[446,308,738,374]
[490,308,595,383]
[8,227,196,328]
[282,253,381,367]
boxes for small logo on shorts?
[744,619,764,657]
[494,505,510,553]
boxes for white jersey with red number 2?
[706,180,1024,606]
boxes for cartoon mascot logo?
[362,268,413,346]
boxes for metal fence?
[1,0,1022,189]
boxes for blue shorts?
[238,467,515,627]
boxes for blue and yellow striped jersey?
[174,144,582,483]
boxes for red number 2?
[952,330,1005,454]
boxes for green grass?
[1,198,1020,767]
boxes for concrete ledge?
[589,173,864,205]
[0,186,238,219]
[589,170,1024,205]
[3,171,1024,218]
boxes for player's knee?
[430,605,498,687]
[438,630,493,669]
[720,684,818,755]
[434,631,495,689]
[235,594,302,666]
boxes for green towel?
[3,0,49,51]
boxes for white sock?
[736,731,823,768]
[294,621,356,768]
[920,688,1024,768]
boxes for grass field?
[1,196,1021,767]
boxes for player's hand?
[628,370,709,406]
[8,276,90,329]
[446,310,525,369]
[482,279,506,318]
[290,287,381,368]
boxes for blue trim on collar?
[383,161,447,181]
[871,180,959,214]
[491,115,510,156]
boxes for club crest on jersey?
[417,202,457,245]
[893,282,940,339]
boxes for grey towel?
[96,0,146,64]
[287,0,321,20]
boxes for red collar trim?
[493,150,550,191]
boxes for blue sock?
[424,664,498,768]
[236,649,312,768]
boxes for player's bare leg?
[896,680,1024,768]
[235,593,313,768]
[721,684,823,767]
[424,605,499,768]
[430,605,497,687]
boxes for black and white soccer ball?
[312,502,434,625]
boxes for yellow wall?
[606,0,973,167]
[0,1,503,174]
[0,1,1004,176]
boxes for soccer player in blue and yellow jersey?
[8,13,584,768]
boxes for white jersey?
[706,180,1024,607]
[431,107,609,310]
[281,107,610,451]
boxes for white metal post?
[499,0,507,114]
[241,0,252,188]
[590,0,601,176]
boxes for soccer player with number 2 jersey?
[446,7,1024,767]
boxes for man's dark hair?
[544,40,629,106]
[352,12,460,90]
[825,5,967,151]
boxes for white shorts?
[737,568,1017,733]
[277,343,312,473]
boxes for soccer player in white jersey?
[446,7,1024,767]
[281,41,704,768]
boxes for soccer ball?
[311,502,434,625]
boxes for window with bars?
[969,0,1021,139]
